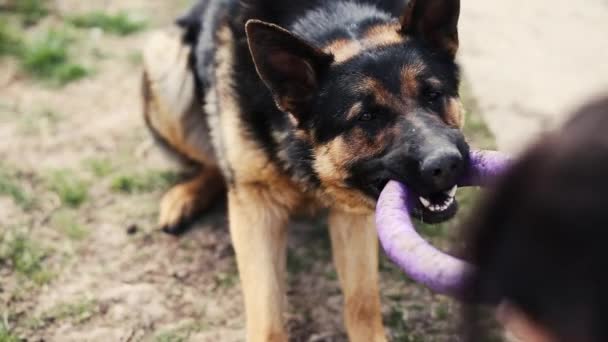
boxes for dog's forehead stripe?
[323,23,405,63]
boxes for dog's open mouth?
[371,179,459,223]
[412,185,459,223]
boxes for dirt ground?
[0,1,496,341]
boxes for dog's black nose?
[420,149,463,189]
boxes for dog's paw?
[159,183,199,235]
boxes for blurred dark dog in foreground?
[142,0,468,340]
[463,96,608,342]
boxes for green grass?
[111,170,178,194]
[154,321,208,342]
[0,232,53,285]
[51,210,88,241]
[13,0,49,25]
[385,306,421,342]
[48,170,88,208]
[213,272,238,291]
[84,158,114,178]
[27,298,98,330]
[46,298,97,324]
[21,30,89,85]
[68,11,147,36]
[0,165,35,210]
[0,320,20,342]
[0,21,24,57]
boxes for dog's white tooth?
[448,185,458,198]
[419,197,431,208]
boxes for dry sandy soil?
[0,1,495,341]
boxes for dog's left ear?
[400,0,460,58]
[246,20,334,119]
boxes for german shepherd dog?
[142,0,467,340]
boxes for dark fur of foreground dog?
[462,97,608,341]
[142,0,467,340]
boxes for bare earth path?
[459,0,608,152]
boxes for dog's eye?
[425,91,442,103]
[359,113,374,122]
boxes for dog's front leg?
[228,185,290,342]
[329,209,387,342]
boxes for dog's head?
[247,0,468,221]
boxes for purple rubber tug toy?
[375,150,510,297]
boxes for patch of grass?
[0,320,20,342]
[47,298,97,323]
[434,303,450,321]
[0,21,24,57]
[154,321,208,342]
[84,158,114,178]
[21,30,89,85]
[51,210,88,241]
[28,298,98,330]
[48,170,88,208]
[111,170,178,194]
[68,11,147,36]
[385,306,419,342]
[14,0,49,25]
[213,272,237,291]
[0,165,35,210]
[0,232,53,285]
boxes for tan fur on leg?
[159,167,224,233]
[329,210,387,342]
[228,185,290,342]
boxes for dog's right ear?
[246,20,334,120]
[400,0,460,58]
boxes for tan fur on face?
[313,123,396,213]
[323,23,404,63]
[445,97,465,128]
[346,102,364,121]
[356,77,406,110]
[314,137,375,213]
[401,64,425,98]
